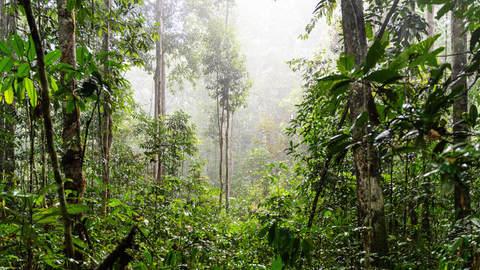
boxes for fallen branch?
[96,226,138,270]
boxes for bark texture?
[451,8,471,220]
[341,0,389,266]
[57,0,85,203]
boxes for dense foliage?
[2,0,480,269]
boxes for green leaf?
[67,0,75,11]
[470,104,478,128]
[365,70,401,84]
[471,27,480,52]
[267,222,276,246]
[258,224,270,239]
[436,2,453,20]
[365,22,373,39]
[0,41,11,55]
[364,40,386,73]
[66,98,75,113]
[317,74,349,82]
[108,198,123,207]
[0,57,14,73]
[337,54,355,73]
[48,76,58,91]
[2,75,14,92]
[448,238,462,255]
[45,50,62,66]
[16,63,31,77]
[10,34,24,59]
[24,78,37,107]
[76,99,85,112]
[4,87,13,104]
[76,47,89,67]
[25,36,36,62]
[15,79,25,102]
[66,204,90,215]
[271,257,284,270]
[103,60,121,68]
[301,239,313,265]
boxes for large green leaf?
[45,50,62,66]
[4,87,13,104]
[0,41,11,55]
[471,27,480,52]
[271,257,284,270]
[16,62,30,77]
[2,75,14,92]
[24,78,37,107]
[25,36,36,62]
[364,40,386,73]
[0,57,14,73]
[10,34,24,59]
[365,70,401,84]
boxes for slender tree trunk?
[225,109,230,210]
[0,0,5,186]
[22,0,77,268]
[4,0,16,192]
[101,0,113,216]
[451,7,471,220]
[154,0,164,182]
[217,99,224,206]
[341,0,389,267]
[0,0,4,182]
[426,5,435,40]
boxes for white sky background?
[126,0,328,116]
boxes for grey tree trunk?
[451,8,471,220]
[225,109,230,210]
[341,0,389,267]
[154,0,165,182]
[101,0,113,216]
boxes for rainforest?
[1,0,480,269]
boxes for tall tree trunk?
[58,0,84,204]
[57,0,85,265]
[4,0,16,192]
[22,0,77,268]
[225,109,230,211]
[426,5,435,40]
[341,0,389,267]
[101,0,113,216]
[0,0,6,187]
[451,7,471,220]
[154,0,165,182]
[217,97,224,206]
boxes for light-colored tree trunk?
[225,109,230,210]
[101,0,113,216]
[57,0,84,204]
[451,8,471,220]
[341,0,389,267]
[23,0,77,268]
[154,0,165,182]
